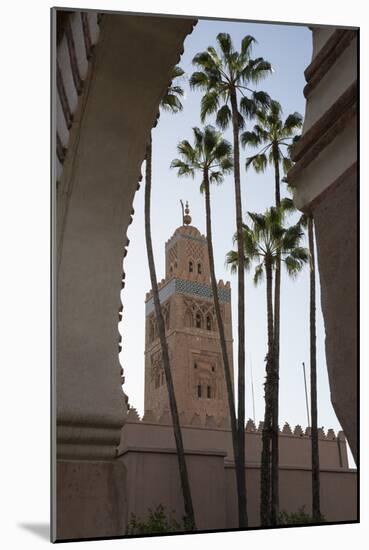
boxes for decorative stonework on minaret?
[144,205,234,424]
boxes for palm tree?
[242,101,303,205]
[283,154,322,522]
[144,66,196,530]
[226,205,309,526]
[190,34,272,527]
[298,213,321,522]
[171,125,241,519]
[307,215,321,522]
[241,103,303,522]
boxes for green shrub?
[126,504,187,535]
[278,506,325,525]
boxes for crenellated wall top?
[125,408,345,442]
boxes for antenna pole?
[302,361,311,427]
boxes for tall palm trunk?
[203,171,241,522]
[230,88,247,528]
[144,136,196,530]
[260,258,274,526]
[271,144,281,525]
[308,214,321,521]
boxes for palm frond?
[207,46,223,70]
[248,59,272,84]
[160,65,184,113]
[216,104,232,130]
[225,249,239,274]
[252,90,271,110]
[253,262,264,286]
[209,170,224,185]
[170,158,195,178]
[216,33,234,60]
[168,85,184,97]
[161,93,183,113]
[283,256,301,278]
[281,224,304,252]
[253,123,270,141]
[203,125,218,157]
[192,51,218,72]
[193,127,204,150]
[219,157,233,173]
[240,35,256,59]
[245,153,268,173]
[177,139,196,162]
[283,112,303,132]
[213,137,232,160]
[172,65,185,79]
[268,205,283,227]
[200,91,220,122]
[298,212,308,229]
[189,71,209,91]
[283,247,309,278]
[243,226,260,260]
[279,197,295,216]
[240,96,257,118]
[281,156,293,175]
[248,211,267,231]
[290,246,310,263]
[241,130,262,148]
[287,134,301,159]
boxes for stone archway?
[53,11,196,540]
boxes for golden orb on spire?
[183,200,192,225]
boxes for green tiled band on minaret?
[145,278,231,315]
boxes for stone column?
[288,28,358,463]
[53,12,196,540]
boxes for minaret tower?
[144,203,234,424]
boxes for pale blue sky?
[119,18,355,466]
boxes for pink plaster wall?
[118,417,357,530]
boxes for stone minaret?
[144,202,234,425]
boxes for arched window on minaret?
[207,385,212,399]
[184,310,193,328]
[163,305,170,331]
[195,312,202,329]
[197,384,202,398]
[189,261,193,273]
[197,263,202,274]
[206,315,212,331]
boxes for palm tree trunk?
[144,135,196,530]
[308,214,321,521]
[260,258,274,526]
[271,145,281,525]
[230,88,248,528]
[203,171,241,523]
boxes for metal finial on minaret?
[183,200,192,225]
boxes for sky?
[119,18,355,467]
